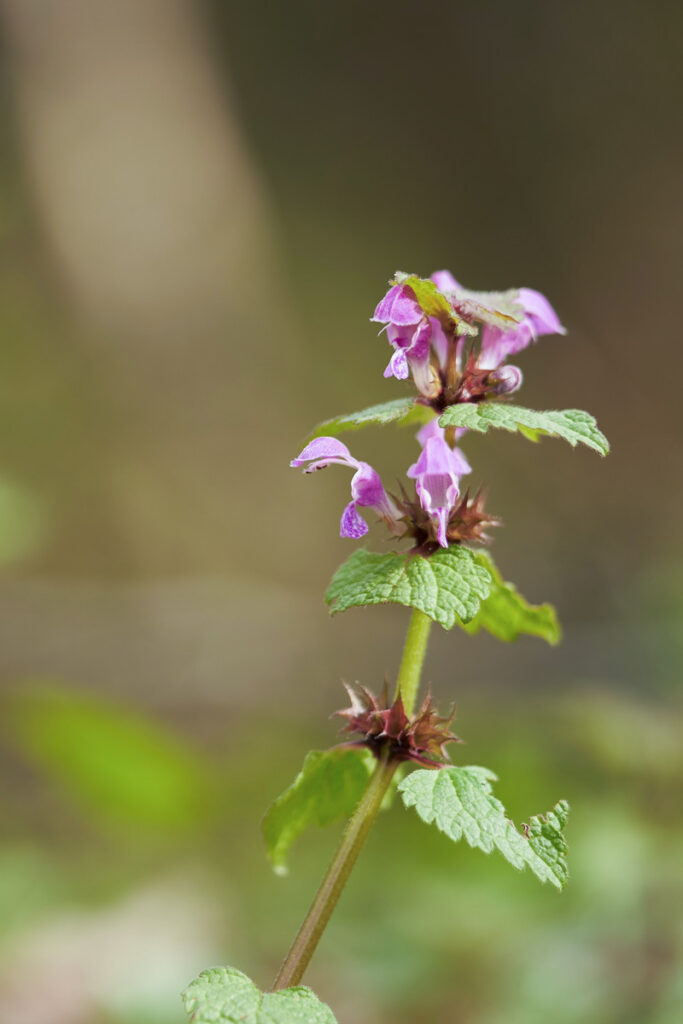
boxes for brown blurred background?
[0,2,680,1022]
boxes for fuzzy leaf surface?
[305,398,433,442]
[461,552,561,644]
[439,403,609,455]
[263,748,374,874]
[394,272,522,333]
[182,967,337,1024]
[399,765,569,889]
[326,546,492,629]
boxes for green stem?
[394,608,433,715]
[272,750,398,990]
[272,608,433,990]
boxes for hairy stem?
[272,609,433,990]
[394,608,433,715]
[272,750,398,990]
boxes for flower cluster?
[374,270,564,405]
[291,419,487,551]
[291,269,563,550]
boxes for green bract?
[439,402,609,455]
[326,546,493,629]
[263,748,374,874]
[399,765,569,890]
[182,968,337,1024]
[304,397,432,443]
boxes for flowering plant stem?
[272,609,432,991]
[394,608,433,715]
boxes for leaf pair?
[305,396,609,457]
[263,749,569,889]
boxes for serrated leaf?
[182,967,337,1024]
[439,402,609,455]
[399,765,569,890]
[325,546,492,629]
[263,748,374,874]
[305,397,433,442]
[460,552,561,645]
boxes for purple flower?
[407,420,472,547]
[477,287,565,370]
[430,269,461,294]
[372,285,444,399]
[291,437,403,539]
[429,270,564,394]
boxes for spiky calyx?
[394,485,501,553]
[335,684,461,768]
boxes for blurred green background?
[0,2,681,1022]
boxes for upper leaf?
[439,402,609,455]
[263,748,374,874]
[304,397,433,443]
[325,546,492,629]
[394,271,523,333]
[398,765,569,889]
[182,967,338,1024]
[394,272,469,327]
[460,552,561,644]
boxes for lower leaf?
[398,765,569,889]
[459,552,561,644]
[182,967,337,1024]
[263,748,374,874]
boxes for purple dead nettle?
[430,269,566,388]
[291,422,472,549]
[290,437,404,540]
[371,284,448,400]
[372,272,565,402]
[407,420,471,547]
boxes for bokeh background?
[0,2,681,1022]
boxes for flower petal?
[431,269,462,294]
[351,463,389,509]
[340,501,369,539]
[518,288,566,336]
[291,437,356,468]
[384,347,410,380]
[372,284,423,326]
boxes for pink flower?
[291,437,403,539]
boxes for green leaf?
[263,748,374,874]
[399,765,569,890]
[304,397,433,442]
[460,552,561,644]
[325,546,492,629]
[10,683,211,831]
[182,967,338,1024]
[438,402,609,455]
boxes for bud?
[490,364,523,395]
